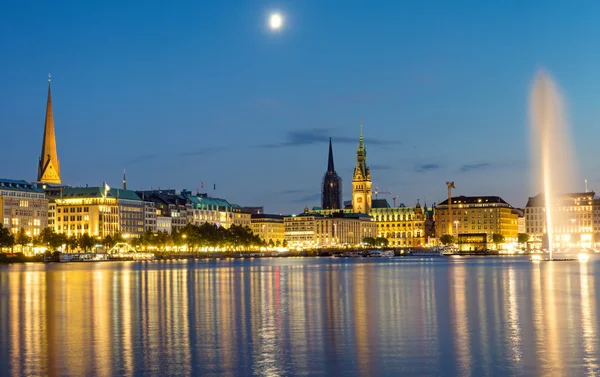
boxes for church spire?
[38,74,61,184]
[327,137,335,173]
[122,169,127,190]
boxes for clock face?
[357,197,362,203]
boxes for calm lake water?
[1,256,599,377]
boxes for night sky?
[2,1,600,214]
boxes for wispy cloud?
[460,163,491,172]
[176,147,224,157]
[256,128,401,149]
[292,193,321,204]
[415,163,441,173]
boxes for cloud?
[292,193,321,204]
[256,128,401,149]
[176,147,224,157]
[460,163,491,172]
[415,163,441,173]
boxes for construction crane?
[373,186,393,200]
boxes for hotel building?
[370,199,431,247]
[436,195,518,251]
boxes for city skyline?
[3,1,600,213]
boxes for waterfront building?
[436,195,518,251]
[322,137,342,210]
[251,214,285,245]
[38,77,61,185]
[525,192,595,249]
[116,191,144,238]
[352,123,372,214]
[186,193,235,228]
[370,199,430,247]
[52,187,127,237]
[156,216,172,234]
[242,207,264,215]
[285,207,377,248]
[142,200,157,233]
[0,179,48,236]
[136,190,191,232]
[232,206,252,228]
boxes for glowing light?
[531,254,542,262]
[269,13,283,30]
[578,253,590,262]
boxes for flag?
[103,182,110,197]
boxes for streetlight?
[182,234,187,252]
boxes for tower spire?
[123,169,127,190]
[359,118,364,150]
[38,74,61,184]
[327,137,335,173]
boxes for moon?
[269,13,283,30]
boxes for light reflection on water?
[1,257,600,376]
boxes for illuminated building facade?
[321,137,342,210]
[352,123,372,214]
[0,179,48,236]
[436,195,518,251]
[285,207,377,248]
[52,187,123,237]
[232,206,252,228]
[142,200,157,232]
[525,192,595,249]
[187,193,235,228]
[136,190,191,232]
[156,216,172,234]
[38,77,61,184]
[251,214,285,245]
[370,200,430,247]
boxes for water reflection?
[0,258,599,376]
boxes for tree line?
[0,223,275,252]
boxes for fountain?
[529,70,579,260]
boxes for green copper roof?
[0,179,45,193]
[60,187,141,200]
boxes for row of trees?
[362,237,390,247]
[0,223,276,252]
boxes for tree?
[362,237,376,246]
[15,228,31,248]
[517,233,530,245]
[492,233,505,246]
[375,237,389,247]
[66,236,79,252]
[79,234,95,252]
[440,234,455,245]
[103,235,116,249]
[0,224,14,249]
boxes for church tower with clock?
[352,122,372,214]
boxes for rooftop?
[59,187,141,200]
[438,195,510,206]
[0,179,45,194]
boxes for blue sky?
[2,0,600,213]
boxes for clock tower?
[352,121,372,214]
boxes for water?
[1,257,599,377]
[530,71,578,258]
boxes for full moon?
[269,13,283,30]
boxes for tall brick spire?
[38,74,61,184]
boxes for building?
[186,193,234,228]
[322,137,342,210]
[513,208,526,234]
[525,192,595,249]
[285,207,377,248]
[436,195,518,251]
[142,200,157,233]
[116,190,144,238]
[136,190,191,232]
[251,214,285,245]
[0,179,48,237]
[51,187,123,237]
[370,199,430,247]
[315,212,376,246]
[38,76,61,185]
[352,123,372,214]
[232,205,252,228]
[284,209,319,248]
[243,207,264,215]
[156,216,172,234]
